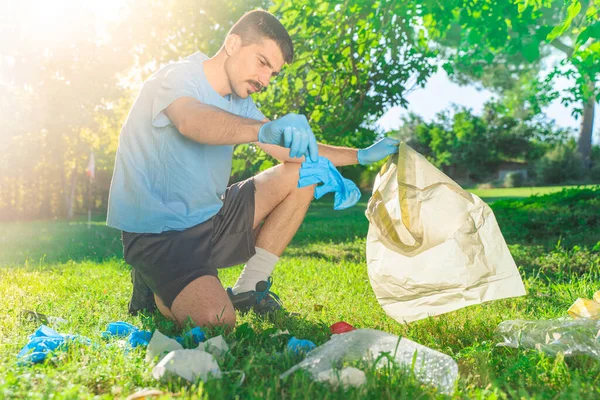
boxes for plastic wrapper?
[496,319,600,360]
[280,329,457,394]
[152,349,221,382]
[365,143,526,323]
[568,297,600,319]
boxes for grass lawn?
[1,187,599,399]
[468,184,598,203]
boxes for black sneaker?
[128,268,156,316]
[227,277,283,314]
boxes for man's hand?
[357,137,400,165]
[258,113,319,162]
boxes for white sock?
[232,247,279,294]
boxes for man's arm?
[256,141,358,166]
[165,97,263,145]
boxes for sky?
[376,69,600,145]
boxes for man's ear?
[224,34,242,56]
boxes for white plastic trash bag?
[366,143,526,323]
[152,349,221,382]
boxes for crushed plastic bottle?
[280,329,457,394]
[496,318,600,360]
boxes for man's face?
[224,35,285,99]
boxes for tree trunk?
[65,163,78,219]
[577,86,596,170]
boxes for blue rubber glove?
[357,137,400,165]
[297,157,361,210]
[258,113,319,162]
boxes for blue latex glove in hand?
[258,113,319,162]
[357,137,400,165]
[297,157,361,210]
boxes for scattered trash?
[496,318,600,360]
[20,310,67,327]
[175,326,206,346]
[152,349,221,382]
[287,337,317,355]
[330,321,355,334]
[316,367,367,388]
[129,330,153,348]
[125,388,166,400]
[568,296,600,319]
[269,329,290,338]
[101,321,152,349]
[47,316,68,326]
[146,330,183,363]
[17,325,90,365]
[196,335,229,359]
[365,143,526,323]
[281,329,458,395]
[102,321,139,338]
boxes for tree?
[421,0,600,167]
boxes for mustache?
[248,80,263,92]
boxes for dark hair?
[228,10,294,64]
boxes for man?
[107,10,398,329]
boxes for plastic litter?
[152,349,221,382]
[129,330,153,348]
[365,143,526,323]
[17,325,90,365]
[496,318,600,360]
[270,329,290,338]
[287,337,317,354]
[316,367,367,388]
[195,335,229,359]
[175,326,206,345]
[145,330,183,363]
[297,157,361,210]
[280,329,458,395]
[330,321,355,334]
[102,321,139,338]
[568,297,600,319]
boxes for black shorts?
[121,178,257,309]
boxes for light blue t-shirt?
[107,52,265,233]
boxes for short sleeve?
[152,64,203,128]
[244,98,266,121]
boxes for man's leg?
[231,162,314,294]
[168,276,236,328]
[253,162,314,254]
[157,162,312,326]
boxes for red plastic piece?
[330,321,356,334]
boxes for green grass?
[1,187,600,399]
[468,184,598,203]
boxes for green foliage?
[535,142,585,184]
[491,186,600,248]
[393,100,568,182]
[254,0,436,148]
[504,171,526,188]
[421,0,600,160]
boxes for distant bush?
[503,171,525,188]
[534,144,584,184]
[491,186,600,248]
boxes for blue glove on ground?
[287,337,316,354]
[258,113,319,162]
[357,137,400,165]
[17,325,90,365]
[297,157,361,210]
